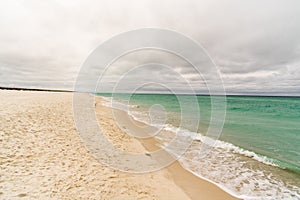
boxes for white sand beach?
[0,90,238,199]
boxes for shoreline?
[0,89,238,199]
[99,94,300,199]
[95,96,239,200]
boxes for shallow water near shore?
[98,93,300,199]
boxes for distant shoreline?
[0,86,73,93]
[0,87,299,98]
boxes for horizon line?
[1,86,299,98]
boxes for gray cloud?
[0,0,300,95]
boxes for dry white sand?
[0,90,238,199]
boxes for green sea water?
[98,93,300,198]
[101,93,300,170]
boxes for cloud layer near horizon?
[0,0,300,95]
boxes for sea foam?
[98,95,300,200]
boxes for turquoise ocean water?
[98,93,300,199]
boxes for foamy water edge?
[98,95,300,200]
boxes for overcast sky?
[0,0,300,95]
